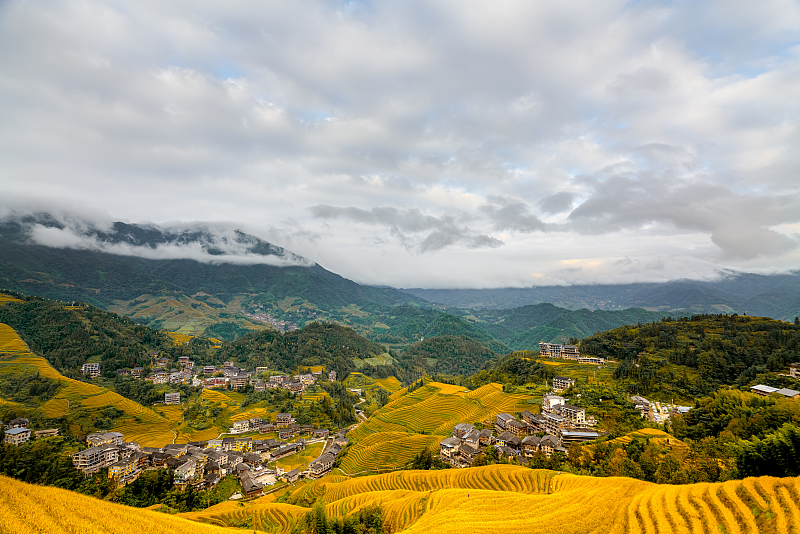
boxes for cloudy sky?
[1,0,800,288]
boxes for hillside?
[400,335,498,376]
[0,322,178,445]
[580,314,800,394]
[339,381,536,474]
[181,464,800,534]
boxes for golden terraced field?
[341,381,535,473]
[180,465,800,534]
[0,322,178,446]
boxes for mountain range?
[1,214,797,353]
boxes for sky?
[1,0,800,288]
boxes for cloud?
[309,204,502,252]
[1,0,800,287]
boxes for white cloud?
[0,0,799,288]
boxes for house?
[478,428,493,446]
[458,442,482,466]
[506,419,529,437]
[4,427,31,445]
[308,452,336,479]
[116,368,131,376]
[282,468,300,483]
[328,370,337,381]
[34,429,59,439]
[249,417,263,428]
[493,431,512,447]
[301,424,314,434]
[494,413,516,432]
[240,475,264,497]
[108,457,139,482]
[553,376,576,393]
[461,429,481,446]
[453,423,476,439]
[223,361,234,368]
[72,445,121,474]
[542,394,566,412]
[630,396,651,418]
[232,420,250,433]
[276,413,294,427]
[165,392,181,405]
[560,430,602,445]
[174,459,197,484]
[313,428,329,439]
[521,435,541,456]
[750,385,779,397]
[539,435,564,458]
[439,436,462,466]
[243,452,263,467]
[233,438,253,452]
[8,417,29,429]
[559,404,586,425]
[790,363,800,379]
[203,365,217,375]
[131,367,144,378]
[81,362,101,378]
[544,412,566,435]
[178,356,190,364]
[539,342,580,360]
[87,432,124,446]
[230,374,249,389]
[150,372,169,384]
[278,428,295,440]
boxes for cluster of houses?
[1,418,59,446]
[70,426,350,493]
[629,396,692,423]
[538,342,607,365]
[440,397,603,468]
[86,351,339,396]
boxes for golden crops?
[0,294,23,305]
[0,475,241,534]
[182,465,800,534]
[342,381,535,472]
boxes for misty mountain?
[0,217,421,311]
[402,273,800,322]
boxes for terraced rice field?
[167,332,194,345]
[338,432,442,474]
[271,442,326,472]
[0,294,23,305]
[183,465,800,534]
[0,322,178,446]
[341,382,535,473]
[0,474,241,534]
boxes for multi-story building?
[87,431,124,446]
[108,457,138,482]
[165,392,181,405]
[131,367,144,378]
[232,420,250,433]
[276,413,294,427]
[308,452,336,479]
[553,376,576,393]
[230,374,249,389]
[439,437,462,466]
[559,404,586,426]
[174,459,197,484]
[81,362,101,378]
[539,342,581,360]
[72,445,121,474]
[3,427,31,445]
[328,370,337,381]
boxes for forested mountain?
[402,272,800,321]
[581,314,800,395]
[399,335,498,376]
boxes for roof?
[751,385,779,394]
[554,376,574,381]
[454,423,475,431]
[5,427,30,435]
[776,388,800,397]
[496,413,515,422]
[560,431,600,438]
[522,436,541,445]
[440,437,462,447]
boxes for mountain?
[401,272,800,321]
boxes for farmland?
[340,381,536,473]
[0,322,178,446]
[181,464,800,534]
[0,474,240,534]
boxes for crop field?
[536,358,619,384]
[182,465,800,534]
[337,432,442,475]
[0,294,23,305]
[271,442,326,472]
[0,474,241,534]
[342,382,535,472]
[167,332,194,345]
